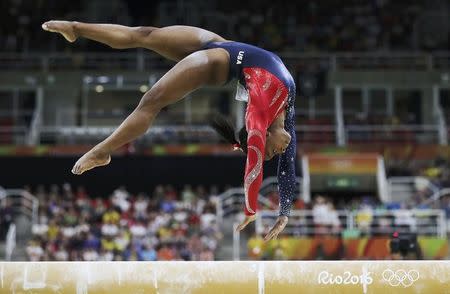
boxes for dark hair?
[209,114,248,153]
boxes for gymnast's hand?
[264,216,288,241]
[236,214,257,232]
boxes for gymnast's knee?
[131,26,158,46]
[137,84,167,113]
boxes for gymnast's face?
[264,128,291,161]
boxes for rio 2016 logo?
[318,270,373,293]
[317,268,420,292]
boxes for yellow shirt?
[102,211,120,224]
[101,238,116,251]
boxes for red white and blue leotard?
[203,41,297,217]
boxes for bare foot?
[236,214,257,232]
[42,20,78,43]
[264,215,288,241]
[72,149,111,175]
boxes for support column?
[432,85,448,145]
[362,87,370,117]
[334,85,346,146]
[386,87,394,117]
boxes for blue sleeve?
[277,105,297,216]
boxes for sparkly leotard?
[203,41,297,216]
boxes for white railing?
[256,209,447,238]
[0,189,39,225]
[5,224,16,261]
[216,188,273,224]
[0,52,448,72]
[216,177,302,223]
[388,176,439,203]
[258,177,301,199]
[422,188,450,207]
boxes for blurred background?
[0,0,449,262]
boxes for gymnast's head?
[210,114,290,161]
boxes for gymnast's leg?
[42,21,226,61]
[71,48,230,174]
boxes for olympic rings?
[381,269,420,287]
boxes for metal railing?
[0,122,443,145]
[295,125,336,144]
[0,52,169,71]
[38,125,220,145]
[216,177,302,224]
[345,124,441,144]
[256,209,447,238]
[0,52,449,72]
[388,177,439,204]
[0,189,39,225]
[0,110,35,145]
[422,188,450,207]
[282,52,450,71]
[216,188,272,224]
[0,126,28,145]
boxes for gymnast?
[42,21,297,240]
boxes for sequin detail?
[244,129,264,214]
[244,146,262,214]
[247,129,264,141]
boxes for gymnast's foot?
[42,20,78,43]
[72,148,111,175]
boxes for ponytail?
[209,114,248,153]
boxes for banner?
[307,153,379,175]
[248,237,448,260]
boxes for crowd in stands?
[364,155,449,229]
[1,0,448,53]
[25,184,222,261]
[220,0,448,52]
[258,155,450,238]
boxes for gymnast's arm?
[243,113,267,216]
[236,108,268,232]
[263,106,297,241]
[277,107,297,216]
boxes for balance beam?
[0,261,449,293]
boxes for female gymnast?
[42,21,297,241]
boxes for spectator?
[26,240,44,261]
[27,184,223,261]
